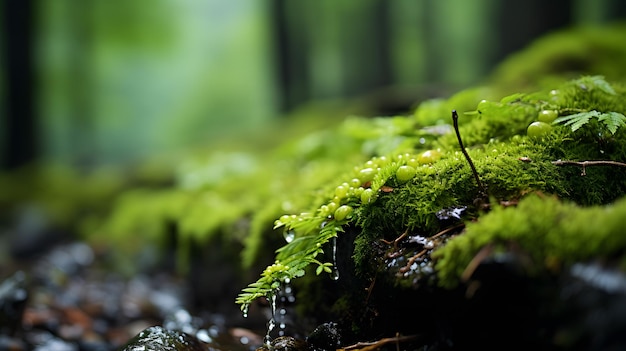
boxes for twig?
[430,222,465,240]
[461,244,494,282]
[452,110,488,199]
[551,159,626,176]
[342,334,418,351]
[380,229,408,250]
[398,249,427,274]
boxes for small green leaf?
[553,111,600,132]
[598,112,626,134]
[316,265,324,275]
[500,93,525,104]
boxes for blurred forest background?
[2,0,626,170]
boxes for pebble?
[2,242,255,351]
[119,326,207,351]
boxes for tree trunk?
[2,0,37,169]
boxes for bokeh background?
[2,0,626,169]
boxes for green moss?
[434,194,626,288]
[237,75,626,309]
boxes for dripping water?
[242,304,249,318]
[330,236,339,281]
[263,278,296,346]
[264,292,277,346]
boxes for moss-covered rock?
[234,73,626,348]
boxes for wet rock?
[26,330,79,351]
[0,271,28,336]
[256,336,308,351]
[32,337,78,351]
[0,335,27,351]
[306,323,341,351]
[8,205,63,259]
[119,326,207,351]
[553,262,626,350]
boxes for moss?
[434,194,626,288]
[237,74,626,309]
[12,20,622,335]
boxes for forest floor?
[0,235,266,351]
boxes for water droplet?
[264,292,277,346]
[196,329,212,343]
[283,229,295,243]
[242,304,249,318]
[330,236,339,281]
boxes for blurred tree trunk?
[267,0,626,116]
[68,1,95,167]
[1,0,37,169]
[269,0,311,112]
[341,0,393,97]
[492,0,573,66]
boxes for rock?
[306,323,341,351]
[257,336,308,351]
[0,271,28,336]
[0,335,27,351]
[119,326,207,351]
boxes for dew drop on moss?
[283,229,295,243]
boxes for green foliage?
[434,194,626,288]
[236,220,342,309]
[553,111,600,132]
[553,110,626,134]
[237,74,626,309]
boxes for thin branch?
[430,222,465,240]
[452,110,488,198]
[380,229,408,250]
[398,249,427,274]
[342,334,418,351]
[551,159,626,176]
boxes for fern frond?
[554,110,626,135]
[553,111,600,132]
[236,219,341,308]
[598,112,626,134]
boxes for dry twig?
[551,159,626,176]
[342,334,418,351]
[452,110,488,200]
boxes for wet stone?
[306,322,341,351]
[0,335,27,351]
[0,271,29,336]
[257,336,308,351]
[435,206,466,222]
[119,326,207,351]
[32,337,78,351]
